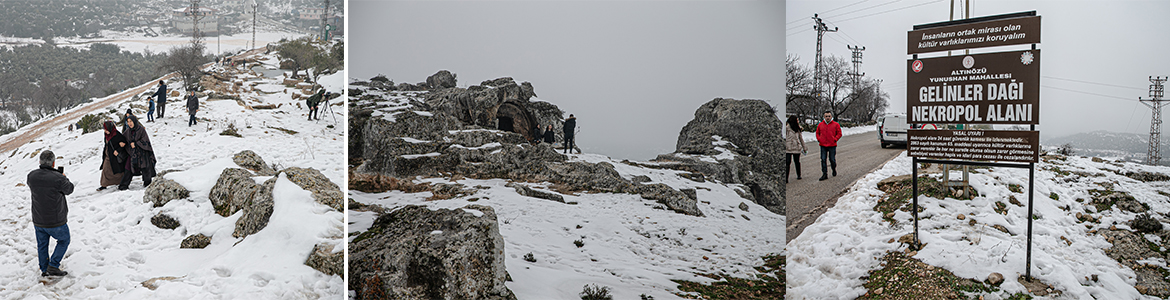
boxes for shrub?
[523,252,536,263]
[1131,213,1163,233]
[77,113,104,134]
[579,284,612,300]
[219,123,242,137]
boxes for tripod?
[316,93,337,125]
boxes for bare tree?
[32,79,80,117]
[158,44,208,91]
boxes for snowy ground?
[349,90,785,299]
[0,53,345,298]
[788,151,1170,299]
[800,125,878,144]
[4,30,305,56]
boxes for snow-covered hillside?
[348,88,785,299]
[0,52,345,299]
[789,151,1170,299]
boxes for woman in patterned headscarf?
[98,121,127,191]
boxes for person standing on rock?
[153,80,167,119]
[306,89,324,121]
[28,150,74,277]
[785,116,807,183]
[119,115,156,190]
[186,91,199,127]
[146,96,155,123]
[563,114,577,154]
[817,111,842,181]
[543,124,556,144]
[98,121,127,191]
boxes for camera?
[56,166,64,173]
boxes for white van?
[877,114,909,148]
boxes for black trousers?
[564,135,575,153]
[309,106,318,120]
[785,153,802,179]
[119,166,155,189]
[157,101,166,118]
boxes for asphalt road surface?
[786,131,905,243]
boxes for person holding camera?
[28,150,75,277]
[98,121,127,191]
[306,89,325,121]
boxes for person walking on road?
[186,91,199,126]
[816,111,842,181]
[563,114,577,154]
[785,116,808,183]
[29,150,74,277]
[153,80,167,119]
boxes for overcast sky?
[350,0,784,160]
[787,0,1170,141]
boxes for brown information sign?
[908,16,1040,54]
[908,130,1039,163]
[906,50,1040,125]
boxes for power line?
[1041,85,1140,102]
[787,0,897,31]
[787,0,872,25]
[1042,76,1145,91]
[837,0,945,23]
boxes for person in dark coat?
[543,125,555,144]
[306,89,324,121]
[99,121,127,190]
[563,114,577,154]
[28,150,74,277]
[186,92,199,126]
[120,109,133,134]
[146,96,155,122]
[153,80,167,118]
[119,115,157,190]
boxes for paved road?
[786,131,905,243]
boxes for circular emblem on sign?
[1021,51,1034,65]
[962,55,975,69]
[912,60,923,73]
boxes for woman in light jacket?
[785,116,808,183]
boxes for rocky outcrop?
[636,183,703,216]
[305,243,343,276]
[653,98,785,215]
[426,70,457,89]
[282,167,343,211]
[233,150,276,176]
[209,168,261,217]
[1103,229,1170,297]
[151,213,180,229]
[232,177,277,238]
[181,233,212,249]
[350,205,515,300]
[143,178,190,207]
[507,183,566,203]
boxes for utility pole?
[812,14,837,117]
[252,0,258,50]
[1141,76,1168,165]
[847,45,866,95]
[321,0,330,42]
[189,0,204,48]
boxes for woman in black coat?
[118,115,157,190]
[98,121,127,191]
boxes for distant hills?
[1044,130,1170,165]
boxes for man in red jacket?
[816,111,842,181]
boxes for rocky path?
[785,132,904,243]
[0,47,265,155]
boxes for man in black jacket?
[28,150,74,277]
[153,80,167,118]
[563,114,577,154]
